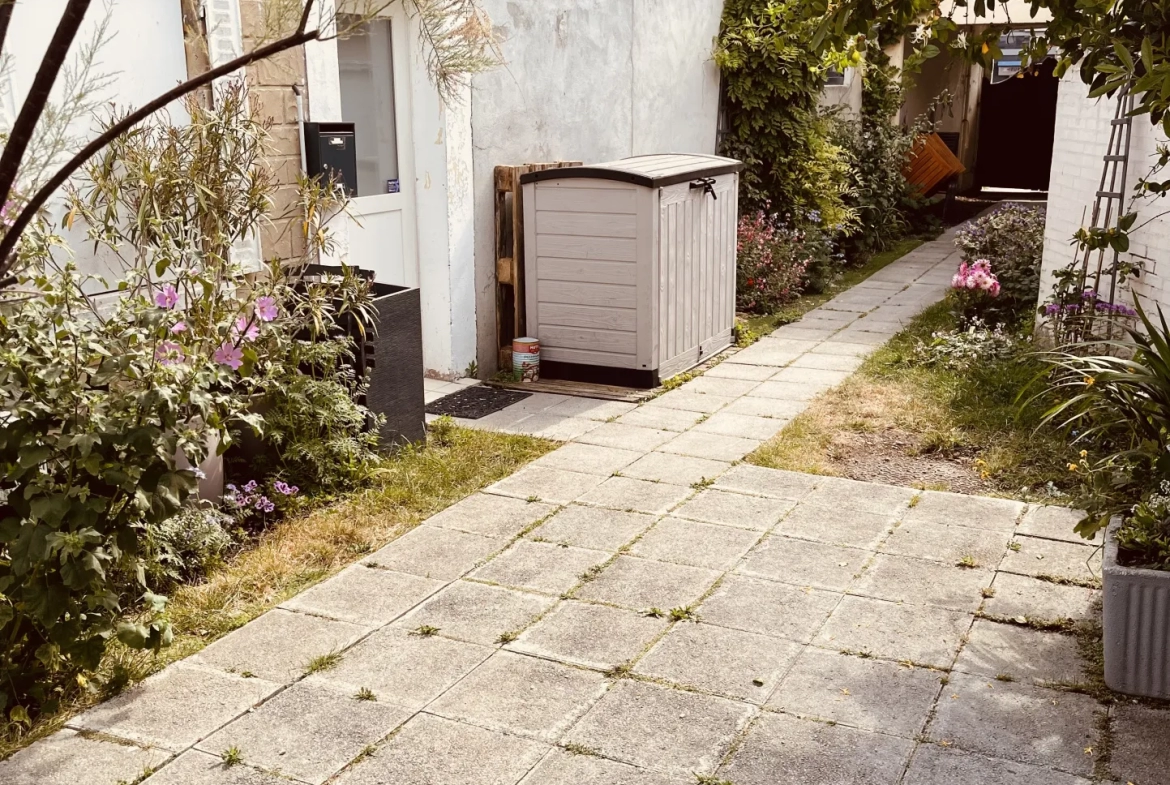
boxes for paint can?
[512,337,540,381]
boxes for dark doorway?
[975,58,1059,190]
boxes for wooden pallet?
[494,161,581,370]
[905,132,965,195]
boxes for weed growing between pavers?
[561,742,601,756]
[354,687,377,701]
[304,652,343,675]
[411,625,440,637]
[1,426,553,760]
[221,746,244,767]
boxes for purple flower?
[154,340,185,366]
[254,496,275,513]
[170,320,188,334]
[1044,304,1059,315]
[254,296,278,322]
[273,481,299,496]
[154,284,179,309]
[233,315,259,342]
[243,480,258,493]
[214,342,244,370]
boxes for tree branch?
[0,0,92,212]
[0,27,320,284]
[0,0,16,61]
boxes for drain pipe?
[292,83,307,174]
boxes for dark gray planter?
[1103,517,1170,699]
[363,283,425,448]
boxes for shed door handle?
[690,178,717,200]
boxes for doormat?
[425,386,532,419]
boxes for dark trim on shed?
[520,161,744,188]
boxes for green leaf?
[1114,41,1135,74]
[115,622,149,649]
[1142,37,1154,73]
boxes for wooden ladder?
[494,161,581,370]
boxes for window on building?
[337,17,400,197]
[826,68,846,86]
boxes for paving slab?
[771,325,842,341]
[815,595,970,668]
[630,516,762,570]
[737,534,871,591]
[812,340,879,357]
[802,476,918,516]
[822,328,888,345]
[727,343,807,367]
[429,651,607,742]
[768,647,940,737]
[545,397,638,421]
[699,573,840,643]
[518,749,677,785]
[779,503,897,550]
[69,663,280,752]
[770,366,852,387]
[750,379,824,400]
[1108,703,1170,785]
[576,475,693,515]
[562,679,754,777]
[508,600,667,670]
[280,564,443,626]
[983,572,1099,623]
[196,680,411,785]
[620,451,730,486]
[0,729,169,785]
[703,361,779,380]
[510,413,602,441]
[851,553,993,612]
[142,751,294,784]
[903,491,1024,531]
[658,430,762,461]
[614,405,704,432]
[684,375,762,398]
[486,465,607,504]
[642,389,737,413]
[532,442,643,476]
[672,489,795,531]
[394,580,556,645]
[789,352,866,372]
[191,609,369,683]
[717,711,914,785]
[362,525,501,580]
[927,672,1100,776]
[903,745,1094,785]
[528,505,655,551]
[308,627,492,709]
[882,519,1011,568]
[634,621,801,702]
[334,712,548,785]
[999,535,1102,584]
[693,411,787,440]
[720,394,808,419]
[576,421,677,451]
[953,620,1085,685]
[574,555,720,612]
[471,539,609,595]
[1017,505,1089,544]
[712,464,819,500]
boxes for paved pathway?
[6,227,1169,785]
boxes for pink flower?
[155,340,185,366]
[254,296,278,322]
[214,342,244,370]
[170,321,188,334]
[233,315,259,342]
[154,284,179,310]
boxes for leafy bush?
[0,87,371,720]
[1040,300,1170,542]
[1039,261,1138,345]
[1117,483,1170,570]
[914,318,1020,371]
[144,507,236,586]
[715,0,857,231]
[736,211,835,312]
[953,203,1046,323]
[946,259,1002,325]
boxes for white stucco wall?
[468,0,724,373]
[1039,71,1170,314]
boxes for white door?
[336,8,418,286]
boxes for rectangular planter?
[362,282,426,448]
[1103,517,1170,699]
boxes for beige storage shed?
[521,153,742,388]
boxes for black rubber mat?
[425,386,532,419]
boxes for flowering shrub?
[914,318,1020,370]
[1117,482,1170,570]
[1040,259,1139,345]
[0,87,371,719]
[736,211,812,313]
[947,259,1001,324]
[954,203,1046,323]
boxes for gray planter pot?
[363,283,425,448]
[1103,517,1170,699]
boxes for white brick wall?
[1040,71,1170,312]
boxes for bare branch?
[0,0,92,211]
[0,0,15,61]
[0,28,318,282]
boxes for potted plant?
[1042,299,1170,698]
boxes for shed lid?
[519,153,743,188]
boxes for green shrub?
[736,211,829,312]
[953,203,1046,324]
[145,507,236,586]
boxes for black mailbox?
[303,122,357,196]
